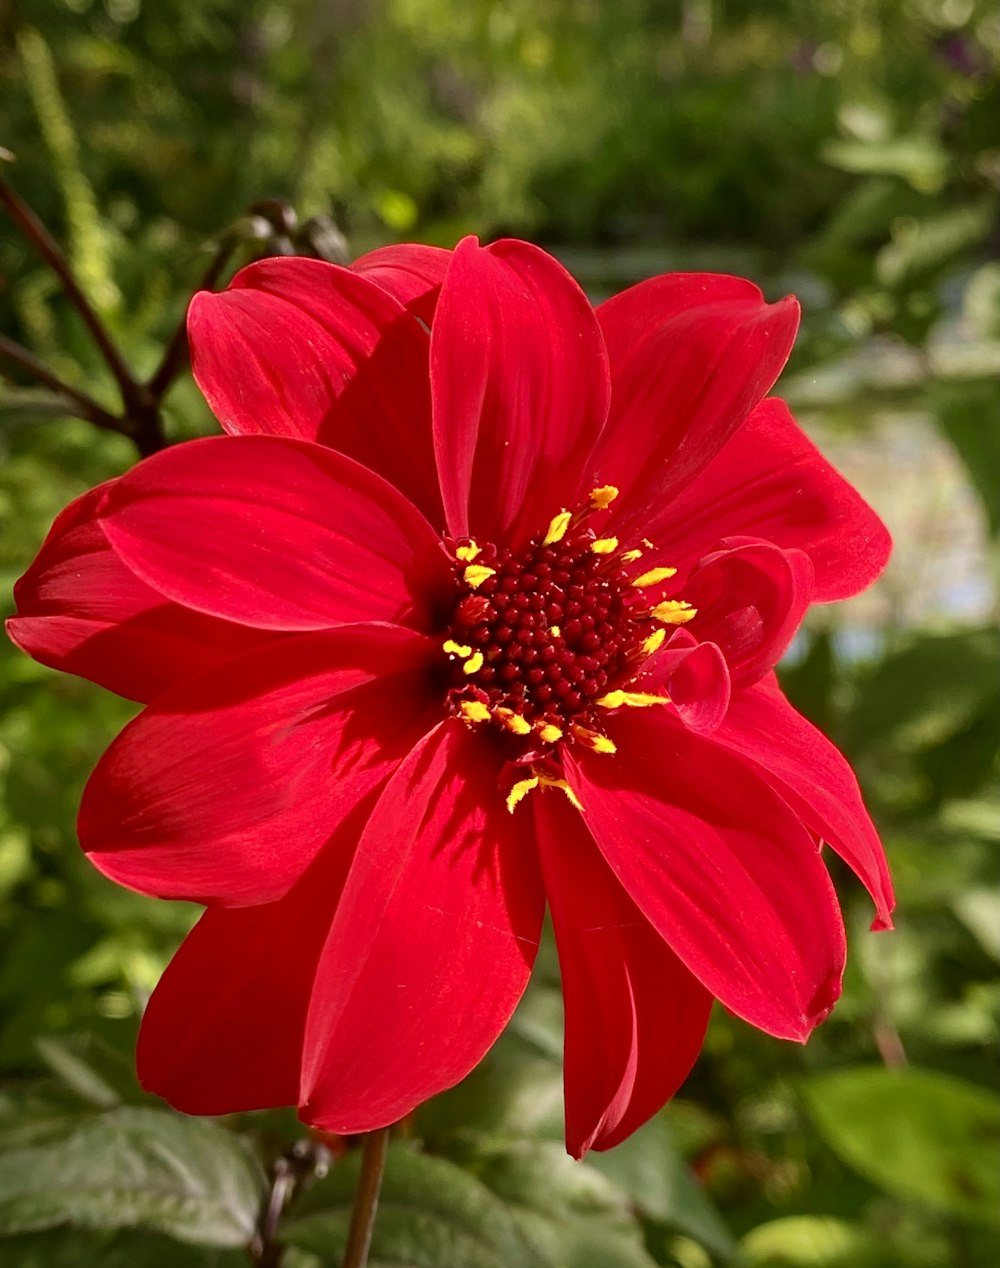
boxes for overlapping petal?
[566,708,846,1041]
[98,434,451,632]
[430,236,610,548]
[301,721,545,1133]
[593,274,800,539]
[536,793,712,1158]
[79,625,440,906]
[189,257,442,523]
[713,675,895,931]
[350,243,451,324]
[136,800,371,1115]
[652,397,892,601]
[682,538,814,686]
[6,481,273,703]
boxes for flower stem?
[340,1127,391,1268]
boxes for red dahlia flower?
[8,237,893,1158]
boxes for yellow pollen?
[495,707,532,736]
[641,627,667,656]
[506,775,539,813]
[589,485,620,510]
[632,566,678,588]
[572,725,617,754]
[460,700,490,724]
[590,536,619,555]
[652,600,697,625]
[549,625,561,638]
[537,722,563,743]
[463,564,496,589]
[543,509,573,545]
[442,639,473,658]
[455,541,481,562]
[538,774,584,811]
[641,538,655,549]
[596,689,670,710]
[463,651,485,675]
[620,548,643,563]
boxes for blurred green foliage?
[1,0,998,1265]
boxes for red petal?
[7,481,273,703]
[350,243,451,324]
[682,538,814,687]
[300,721,544,1133]
[566,709,846,1041]
[99,434,451,632]
[189,257,442,524]
[653,397,892,601]
[136,800,369,1115]
[535,792,712,1158]
[641,630,731,733]
[430,236,610,547]
[79,625,439,905]
[714,676,894,931]
[594,274,799,539]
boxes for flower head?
[8,237,893,1157]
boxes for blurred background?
[0,1,998,1265]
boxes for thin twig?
[0,172,138,402]
[340,1128,391,1268]
[0,332,127,434]
[146,234,245,398]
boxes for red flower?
[8,238,893,1157]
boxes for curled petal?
[7,482,271,702]
[652,397,892,601]
[137,800,372,1115]
[189,257,442,523]
[99,434,451,633]
[682,538,814,686]
[566,709,846,1042]
[714,675,894,931]
[535,792,712,1158]
[301,721,545,1133]
[350,243,451,324]
[641,629,731,732]
[594,274,799,538]
[431,236,610,548]
[79,625,440,906]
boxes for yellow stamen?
[590,536,619,555]
[537,723,563,744]
[549,625,561,639]
[463,651,485,675]
[641,538,655,549]
[455,541,481,562]
[572,725,617,755]
[506,775,539,813]
[589,485,620,510]
[652,600,697,625]
[641,627,667,656]
[632,566,678,588]
[596,689,670,709]
[495,707,532,736]
[463,564,496,589]
[442,639,473,658]
[538,774,584,811]
[460,700,490,724]
[543,509,573,545]
[620,548,643,563]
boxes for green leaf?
[585,1115,737,1262]
[471,1139,660,1268]
[35,1036,121,1110]
[282,1142,540,1268]
[846,628,1000,754]
[741,1216,874,1266]
[801,1067,1000,1225]
[933,378,1000,539]
[0,1106,266,1246]
[0,1227,247,1267]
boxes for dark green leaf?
[0,1106,266,1246]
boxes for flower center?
[441,486,696,764]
